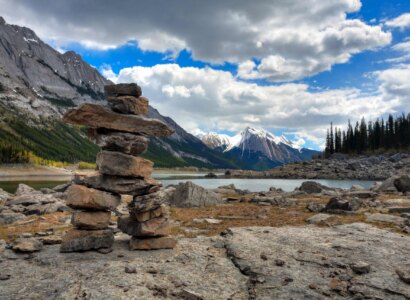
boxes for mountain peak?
[0,17,5,26]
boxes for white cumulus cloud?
[0,0,391,81]
[386,13,410,29]
[108,63,403,148]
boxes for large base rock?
[118,216,170,237]
[74,173,159,196]
[71,211,111,230]
[60,229,114,252]
[65,184,120,210]
[96,151,153,178]
[170,181,222,208]
[63,103,174,136]
[129,236,176,250]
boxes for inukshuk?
[60,83,176,252]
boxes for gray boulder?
[0,188,10,202]
[12,238,43,253]
[0,211,27,225]
[306,202,325,213]
[389,153,408,162]
[394,175,410,193]
[325,197,361,212]
[15,184,37,196]
[306,213,334,225]
[374,176,398,193]
[299,181,331,194]
[366,213,405,226]
[170,181,222,208]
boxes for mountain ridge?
[0,17,317,170]
[0,17,240,168]
[201,127,320,169]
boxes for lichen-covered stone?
[60,229,114,252]
[96,151,153,178]
[63,104,174,136]
[65,184,120,210]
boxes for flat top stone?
[104,83,142,97]
[63,104,174,137]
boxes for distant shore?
[0,164,73,178]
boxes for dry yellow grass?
[170,193,410,237]
[0,212,70,242]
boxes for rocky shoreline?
[1,171,410,298]
[225,153,410,180]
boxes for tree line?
[325,113,410,155]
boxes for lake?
[0,172,375,193]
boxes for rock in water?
[63,104,174,136]
[170,181,222,208]
[104,83,142,97]
[96,151,153,178]
[107,96,149,115]
[74,173,159,196]
[129,236,177,250]
[71,211,111,230]
[88,129,149,156]
[60,229,114,252]
[299,181,331,194]
[65,184,121,210]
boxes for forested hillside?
[325,113,410,155]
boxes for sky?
[1,0,409,150]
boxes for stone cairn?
[60,83,176,252]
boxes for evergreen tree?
[324,112,410,155]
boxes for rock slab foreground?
[1,223,409,299]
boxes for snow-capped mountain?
[202,127,319,169]
[201,132,232,151]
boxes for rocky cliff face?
[0,17,240,168]
[0,16,110,118]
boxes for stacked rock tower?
[60,83,176,252]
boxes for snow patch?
[23,37,38,43]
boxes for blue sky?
[2,0,409,149]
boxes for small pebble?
[275,259,285,266]
[125,266,137,274]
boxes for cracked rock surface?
[224,223,410,299]
[1,223,409,299]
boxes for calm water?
[158,178,375,192]
[0,172,375,193]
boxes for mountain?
[0,17,239,168]
[202,127,320,170]
[201,132,232,151]
[0,17,108,118]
